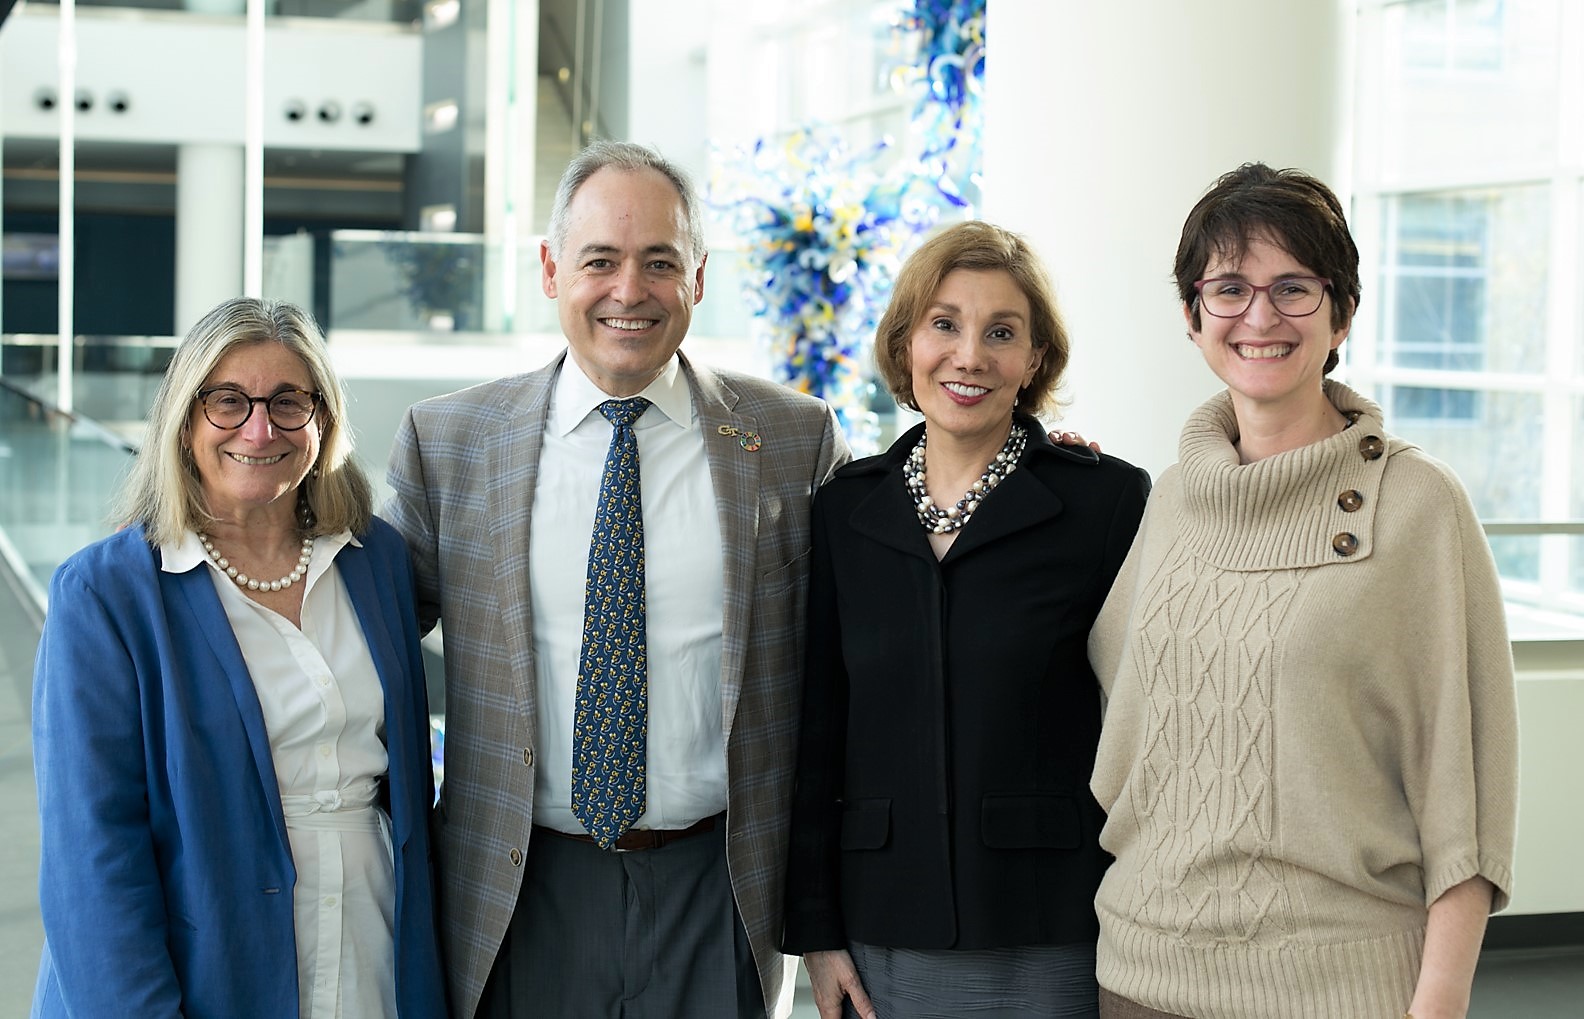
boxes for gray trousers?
[477,821,765,1019]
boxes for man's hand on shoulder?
[1051,429,1102,453]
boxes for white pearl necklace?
[199,533,314,592]
[904,424,1028,534]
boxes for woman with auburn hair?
[784,220,1151,1018]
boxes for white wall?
[625,1,711,194]
[1,7,422,152]
[1508,667,1584,915]
[981,0,1582,920]
[982,0,1351,477]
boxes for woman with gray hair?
[31,298,446,1017]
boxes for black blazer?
[783,415,1149,952]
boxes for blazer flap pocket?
[981,794,1080,849]
[758,547,811,595]
[840,798,891,850]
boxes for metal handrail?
[1483,521,1584,536]
[0,376,141,453]
[3,333,178,350]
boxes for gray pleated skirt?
[844,940,1100,1018]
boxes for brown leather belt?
[535,813,719,852]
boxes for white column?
[175,143,244,334]
[57,0,77,413]
[982,1,1351,477]
[243,0,264,298]
[484,0,540,332]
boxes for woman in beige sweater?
[1087,164,1517,1019]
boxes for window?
[1354,0,1583,635]
[1383,193,1490,374]
[1402,0,1506,72]
[1377,186,1550,377]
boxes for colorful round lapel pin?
[717,424,762,452]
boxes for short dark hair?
[1174,163,1361,373]
[875,220,1069,417]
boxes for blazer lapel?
[941,464,1065,561]
[851,421,1068,563]
[683,354,759,736]
[848,463,938,561]
[166,568,290,852]
[848,423,935,561]
[486,361,559,726]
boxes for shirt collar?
[161,528,361,574]
[552,353,693,436]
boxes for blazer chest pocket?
[840,798,891,850]
[981,794,1080,849]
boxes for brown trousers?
[1098,987,1195,1019]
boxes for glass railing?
[4,333,1583,660]
[1478,524,1584,661]
[0,366,450,795]
[323,230,764,340]
[1,335,172,447]
[0,380,135,603]
[328,230,496,334]
[19,0,422,25]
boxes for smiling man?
[385,141,850,1019]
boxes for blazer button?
[1332,532,1359,556]
[522,747,534,767]
[1337,489,1364,512]
[1358,435,1385,461]
[509,848,523,866]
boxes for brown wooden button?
[1338,489,1364,512]
[1332,532,1359,556]
[1358,435,1385,460]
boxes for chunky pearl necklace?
[904,424,1028,534]
[199,533,314,592]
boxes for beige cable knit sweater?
[1088,382,1518,1019]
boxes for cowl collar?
[1174,380,1399,570]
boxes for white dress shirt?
[163,531,395,1019]
[529,355,728,834]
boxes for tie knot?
[598,398,650,428]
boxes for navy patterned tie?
[572,397,651,848]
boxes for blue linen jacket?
[31,518,447,1019]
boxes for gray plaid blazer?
[385,351,849,1017]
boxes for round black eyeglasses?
[196,387,321,431]
[1193,276,1332,318]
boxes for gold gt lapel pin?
[717,425,762,452]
